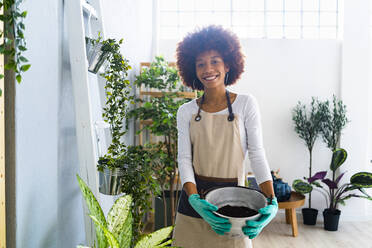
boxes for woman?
[173,25,278,248]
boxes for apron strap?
[194,90,234,122]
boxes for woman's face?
[195,50,229,90]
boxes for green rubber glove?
[242,197,278,239]
[188,194,231,235]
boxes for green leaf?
[107,195,133,248]
[18,45,27,51]
[20,64,31,72]
[0,88,2,97]
[350,172,372,188]
[0,74,4,80]
[16,75,21,83]
[292,179,313,194]
[330,148,347,171]
[90,215,120,248]
[134,226,173,248]
[76,175,108,248]
[19,56,29,62]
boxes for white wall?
[12,1,154,247]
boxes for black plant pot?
[155,190,181,230]
[302,208,318,225]
[323,208,341,231]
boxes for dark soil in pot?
[302,208,318,225]
[323,208,341,231]
[217,205,258,218]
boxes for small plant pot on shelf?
[323,208,341,231]
[302,208,318,225]
[98,167,125,195]
[85,37,110,74]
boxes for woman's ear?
[225,64,230,73]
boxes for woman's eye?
[197,63,204,68]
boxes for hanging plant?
[0,0,31,96]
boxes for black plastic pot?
[155,190,181,230]
[302,208,318,225]
[323,208,341,231]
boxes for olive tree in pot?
[292,97,324,225]
[127,56,191,229]
[293,149,372,231]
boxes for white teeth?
[204,75,217,81]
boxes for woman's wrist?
[183,182,198,196]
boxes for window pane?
[284,27,302,39]
[302,27,319,38]
[319,27,337,38]
[285,0,301,11]
[179,0,195,11]
[232,0,250,11]
[266,0,284,11]
[179,26,195,38]
[247,26,265,38]
[213,0,231,12]
[248,0,265,11]
[160,0,178,11]
[232,12,250,26]
[213,12,231,26]
[302,0,320,11]
[179,12,195,26]
[248,12,265,26]
[195,0,214,11]
[232,26,248,38]
[160,26,179,39]
[303,12,319,26]
[285,12,301,26]
[195,12,214,25]
[160,12,179,26]
[267,12,283,26]
[320,0,338,11]
[320,13,337,26]
[266,26,284,38]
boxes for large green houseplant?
[293,149,372,231]
[292,97,324,225]
[93,36,161,243]
[76,175,177,248]
[127,56,191,228]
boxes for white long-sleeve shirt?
[177,93,272,187]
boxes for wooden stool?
[278,191,305,237]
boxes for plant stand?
[278,191,305,237]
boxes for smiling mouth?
[203,75,219,81]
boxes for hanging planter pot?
[85,37,110,74]
[323,208,341,231]
[302,208,318,225]
[98,167,125,195]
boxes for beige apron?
[173,93,252,248]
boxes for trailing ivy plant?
[127,56,191,227]
[0,0,31,96]
[292,97,324,208]
[96,35,133,157]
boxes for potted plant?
[85,36,111,74]
[94,35,133,195]
[292,97,324,225]
[76,175,174,248]
[292,149,372,231]
[127,56,191,229]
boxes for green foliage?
[76,175,175,248]
[0,0,31,96]
[127,56,192,226]
[318,95,348,151]
[330,148,347,172]
[292,97,323,153]
[350,172,372,188]
[94,35,133,157]
[292,179,313,194]
[77,175,109,248]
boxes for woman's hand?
[242,197,278,239]
[188,194,231,235]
